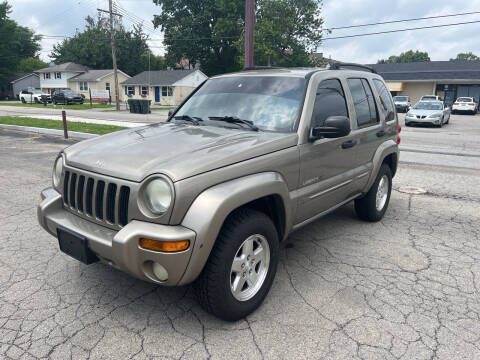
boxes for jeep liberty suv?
[38,64,400,321]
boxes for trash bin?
[138,99,151,114]
[128,99,139,113]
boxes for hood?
[408,109,442,116]
[64,123,298,182]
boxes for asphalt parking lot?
[1,113,479,359]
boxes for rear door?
[345,77,387,191]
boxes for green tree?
[377,50,430,64]
[152,0,324,75]
[450,52,480,61]
[16,57,48,73]
[50,16,154,76]
[0,1,41,84]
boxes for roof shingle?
[120,70,195,86]
[36,62,89,73]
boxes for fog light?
[152,262,168,281]
[139,238,190,252]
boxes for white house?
[36,62,89,94]
[120,69,208,105]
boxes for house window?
[105,82,110,91]
[127,86,135,95]
[79,81,88,91]
[54,72,62,79]
[141,86,148,96]
[161,86,173,97]
[44,73,51,79]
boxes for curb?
[0,124,99,140]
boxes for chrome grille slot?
[106,183,117,223]
[95,181,105,220]
[86,178,94,216]
[69,173,77,208]
[60,169,131,229]
[77,176,85,212]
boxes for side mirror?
[168,108,176,118]
[310,116,351,140]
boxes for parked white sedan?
[405,101,450,127]
[451,97,478,114]
[19,89,51,104]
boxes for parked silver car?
[38,65,400,320]
[393,96,411,113]
[405,101,450,127]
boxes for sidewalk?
[0,105,167,126]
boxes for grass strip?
[0,103,114,110]
[0,116,126,135]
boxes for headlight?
[429,113,441,118]
[406,112,412,117]
[53,156,63,187]
[143,178,172,215]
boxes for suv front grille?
[62,170,130,227]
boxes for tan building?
[120,69,208,106]
[68,69,130,101]
[370,61,480,106]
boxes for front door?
[154,87,160,102]
[295,78,359,224]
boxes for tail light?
[397,125,402,133]
[468,103,474,105]
[454,102,459,105]
[396,136,401,144]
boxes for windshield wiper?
[208,116,259,131]
[173,115,203,125]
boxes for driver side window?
[311,79,349,128]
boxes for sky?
[8,0,480,65]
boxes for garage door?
[457,85,480,103]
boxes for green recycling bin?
[138,99,151,114]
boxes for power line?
[322,19,480,40]
[324,10,480,31]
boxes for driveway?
[0,114,479,359]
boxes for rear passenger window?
[311,79,348,128]
[373,79,395,121]
[347,78,379,127]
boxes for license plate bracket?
[57,227,99,264]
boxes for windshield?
[421,96,437,100]
[63,90,78,96]
[413,102,443,110]
[174,76,307,132]
[457,97,473,102]
[394,96,408,102]
[32,89,42,94]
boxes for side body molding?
[179,172,292,285]
[363,139,399,193]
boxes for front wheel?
[355,164,392,222]
[194,208,279,321]
[21,97,26,104]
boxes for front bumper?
[38,188,196,286]
[405,115,441,125]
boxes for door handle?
[376,130,386,137]
[341,140,357,149]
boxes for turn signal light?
[396,136,401,144]
[397,125,402,133]
[139,238,190,252]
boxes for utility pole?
[245,0,254,68]
[98,1,122,110]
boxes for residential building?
[8,73,40,99]
[36,62,89,94]
[120,69,208,105]
[370,60,480,106]
[68,69,130,101]
[35,62,129,100]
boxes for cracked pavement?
[1,113,480,359]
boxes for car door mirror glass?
[310,116,351,140]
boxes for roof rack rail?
[327,62,377,74]
[242,66,282,71]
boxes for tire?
[355,164,392,222]
[21,97,26,104]
[194,208,279,321]
[34,98,39,104]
